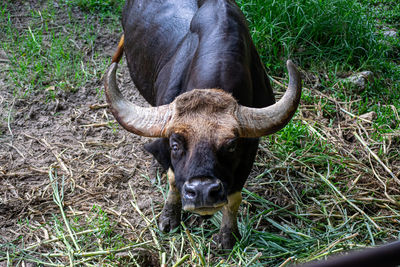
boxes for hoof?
[158,204,181,232]
[212,228,241,249]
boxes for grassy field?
[1,0,399,266]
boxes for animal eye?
[225,139,237,153]
[171,142,179,152]
[169,133,185,157]
[227,145,235,153]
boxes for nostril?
[184,186,197,199]
[186,189,196,198]
[207,182,221,198]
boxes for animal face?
[164,89,243,214]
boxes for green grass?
[1,0,399,266]
[237,0,383,72]
[0,0,122,98]
[359,0,400,27]
[64,0,123,14]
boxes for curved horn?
[104,63,173,137]
[237,60,302,137]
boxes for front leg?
[214,191,242,249]
[159,169,182,232]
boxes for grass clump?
[63,0,124,14]
[359,0,400,27]
[237,0,381,72]
[0,1,120,97]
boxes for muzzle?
[182,176,227,215]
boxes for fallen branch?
[89,103,108,110]
[80,122,112,128]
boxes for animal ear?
[144,138,171,170]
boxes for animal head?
[104,61,301,214]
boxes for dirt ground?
[0,4,164,247]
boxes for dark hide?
[300,240,400,267]
[144,139,171,170]
[121,0,276,248]
[122,0,274,107]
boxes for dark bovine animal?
[104,0,302,249]
[300,240,400,267]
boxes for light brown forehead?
[168,115,239,147]
[173,88,238,116]
[165,89,240,146]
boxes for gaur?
[105,0,302,248]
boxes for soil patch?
[0,2,162,246]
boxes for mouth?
[183,201,227,215]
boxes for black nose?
[182,178,226,207]
[207,181,222,200]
